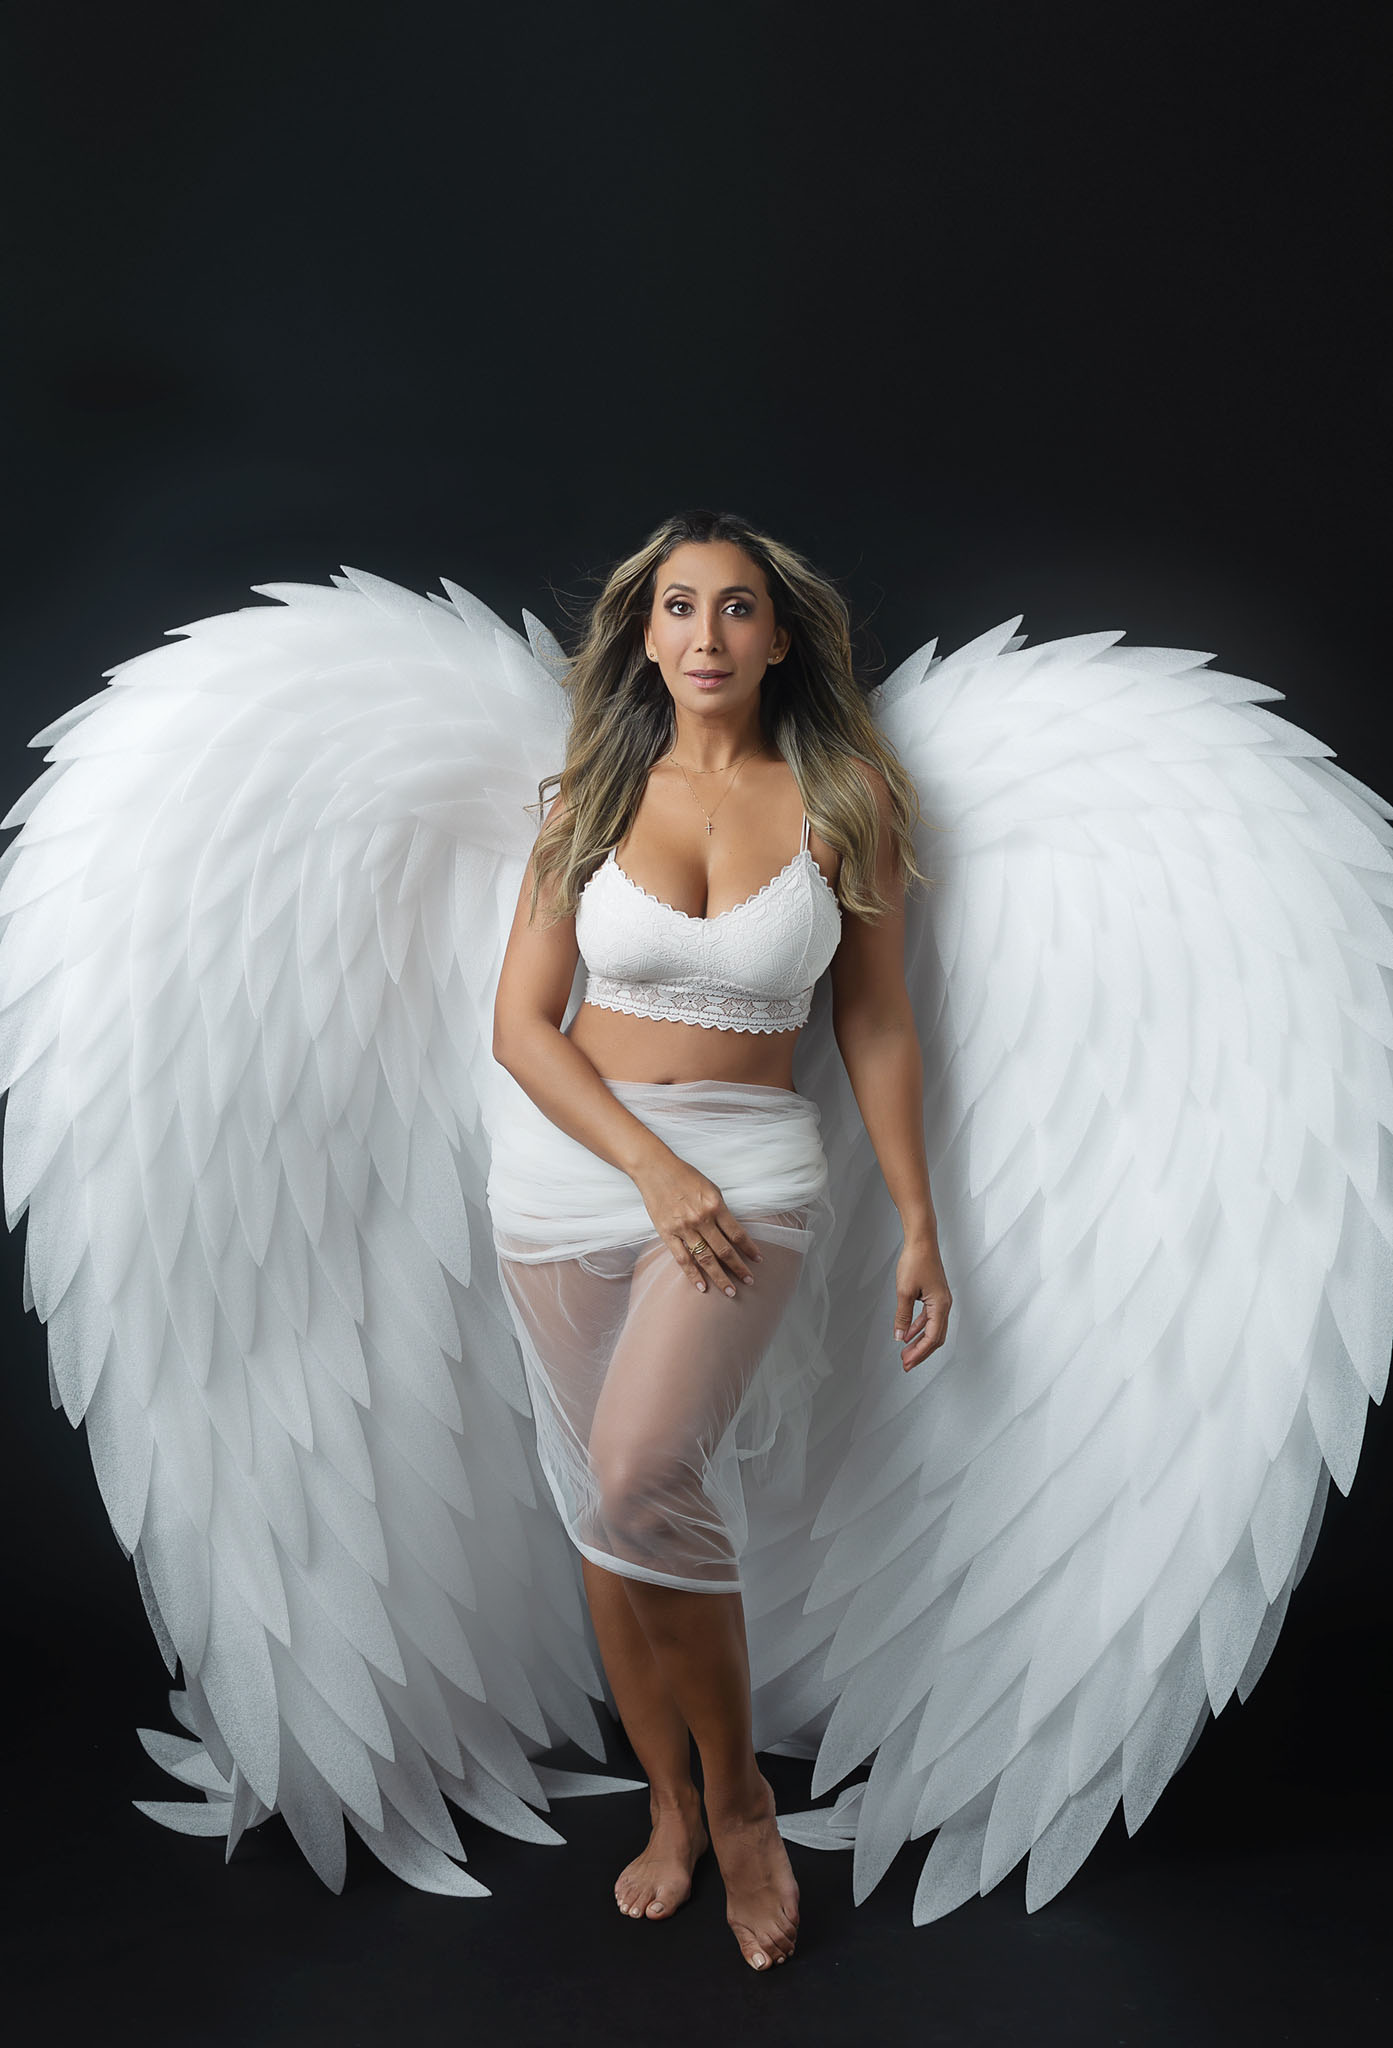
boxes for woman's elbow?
[492,1002,556,1071]
[492,1016,521,1069]
[832,991,917,1052]
[491,998,521,1069]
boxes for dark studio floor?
[3,1492,1387,2048]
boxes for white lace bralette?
[574,813,843,1034]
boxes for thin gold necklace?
[665,745,766,835]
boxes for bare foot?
[614,1794,709,1920]
[706,1774,800,1970]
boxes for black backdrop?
[1,4,1387,2043]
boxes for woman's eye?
[665,600,751,616]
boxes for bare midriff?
[564,1002,802,1090]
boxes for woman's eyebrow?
[661,582,760,598]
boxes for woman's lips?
[687,670,731,688]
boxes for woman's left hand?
[893,1229,952,1371]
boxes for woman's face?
[643,540,790,718]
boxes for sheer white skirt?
[485,1076,837,1594]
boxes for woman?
[487,508,953,1971]
[5,507,1383,1943]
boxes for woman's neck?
[665,713,770,775]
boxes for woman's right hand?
[632,1149,764,1297]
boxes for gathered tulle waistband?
[603,1076,819,1120]
[484,1073,830,1261]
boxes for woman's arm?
[491,800,763,1295]
[828,768,951,1371]
[492,800,673,1180]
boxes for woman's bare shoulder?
[848,756,893,808]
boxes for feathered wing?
[0,567,642,1897]
[765,621,1393,1918]
[9,569,1389,1923]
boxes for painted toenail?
[752,1952,766,1969]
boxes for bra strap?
[800,812,810,853]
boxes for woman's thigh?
[496,1249,623,1451]
[587,1213,810,1492]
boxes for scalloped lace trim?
[583,973,811,1034]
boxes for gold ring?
[686,1237,710,1258]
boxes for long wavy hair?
[523,508,935,926]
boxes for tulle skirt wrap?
[485,1077,836,1593]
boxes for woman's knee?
[593,1442,700,1555]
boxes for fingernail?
[754,1251,764,1261]
[697,1280,706,1291]
[894,1329,905,1341]
[743,1274,753,1285]
[725,1285,736,1297]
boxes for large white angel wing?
[767,620,1393,1919]
[0,567,642,1896]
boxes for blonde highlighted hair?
[524,508,934,925]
